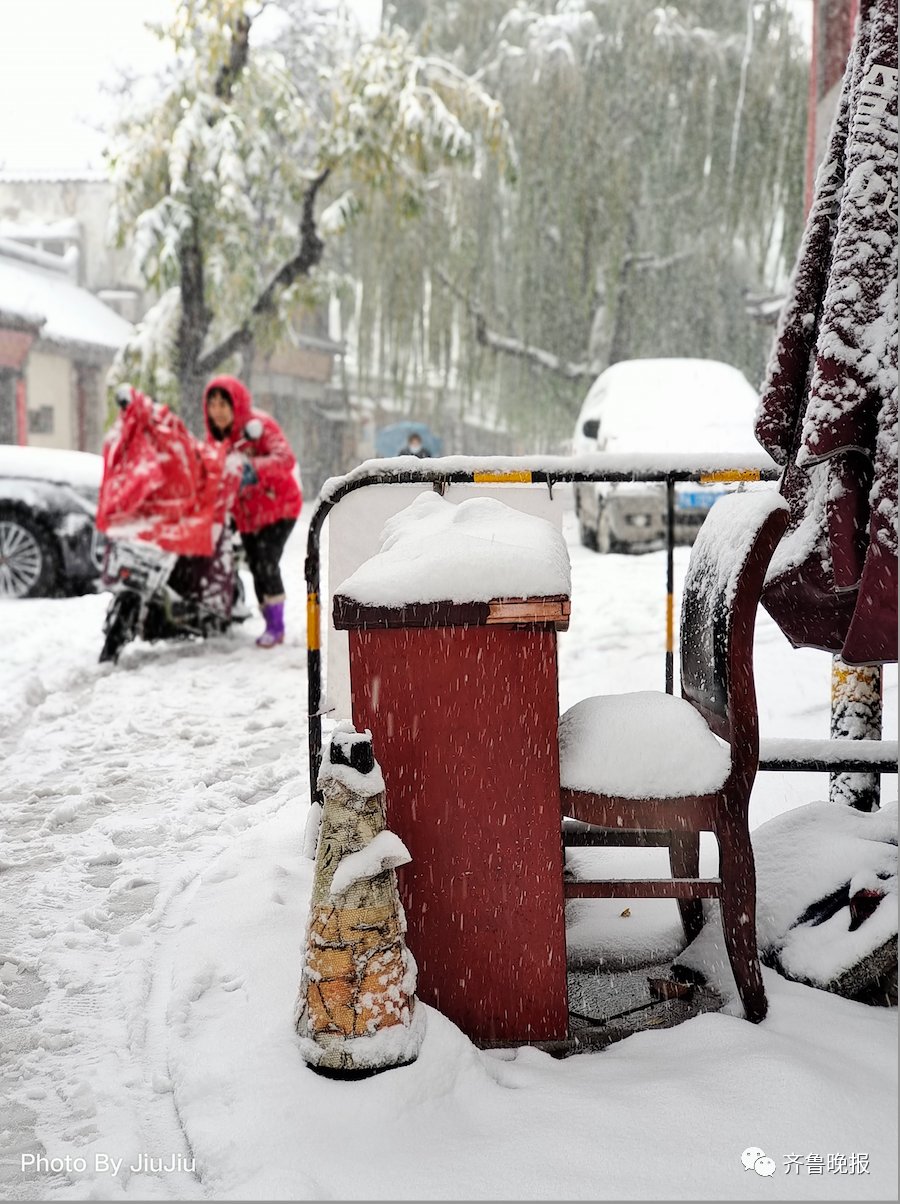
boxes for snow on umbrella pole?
[294,725,424,1076]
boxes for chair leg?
[668,832,704,944]
[717,817,767,1023]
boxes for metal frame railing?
[304,456,897,804]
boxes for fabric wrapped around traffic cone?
[295,724,425,1074]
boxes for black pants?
[241,519,296,603]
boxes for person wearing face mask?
[398,431,430,458]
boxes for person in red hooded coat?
[203,375,302,647]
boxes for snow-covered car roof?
[0,444,103,490]
[574,358,762,455]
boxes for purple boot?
[256,600,285,648]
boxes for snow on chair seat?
[559,692,731,799]
[559,490,790,1024]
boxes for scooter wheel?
[99,594,139,664]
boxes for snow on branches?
[104,1,509,425]
[322,28,512,199]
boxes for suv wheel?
[0,511,58,598]
[578,520,598,551]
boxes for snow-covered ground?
[0,506,896,1200]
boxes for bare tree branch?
[198,168,331,373]
[214,12,252,101]
[744,290,785,325]
[475,322,600,382]
[433,267,599,384]
[625,246,698,273]
[433,239,699,385]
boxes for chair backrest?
[680,491,789,778]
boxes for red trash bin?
[332,494,571,1044]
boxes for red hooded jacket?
[203,376,303,535]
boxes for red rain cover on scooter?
[96,389,233,557]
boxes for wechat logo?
[742,1148,777,1177]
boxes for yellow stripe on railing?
[472,471,533,484]
[699,469,762,484]
[307,592,321,651]
[666,593,674,654]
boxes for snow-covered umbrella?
[755,0,897,666]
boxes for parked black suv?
[0,446,105,598]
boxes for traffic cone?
[295,724,425,1075]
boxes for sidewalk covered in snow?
[0,518,896,1199]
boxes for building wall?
[263,342,334,383]
[77,363,107,454]
[0,328,34,370]
[25,350,74,449]
[0,176,147,321]
[0,370,18,443]
[249,362,350,499]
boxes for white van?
[572,358,763,552]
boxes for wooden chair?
[558,492,789,1023]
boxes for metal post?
[665,478,675,694]
[306,503,331,806]
[829,657,883,811]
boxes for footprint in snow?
[84,863,118,889]
[201,865,239,885]
[0,960,49,1010]
[109,826,167,850]
[42,796,99,833]
[80,878,159,934]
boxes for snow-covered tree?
[348,0,809,444]
[107,0,510,429]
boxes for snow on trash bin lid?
[334,492,571,606]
